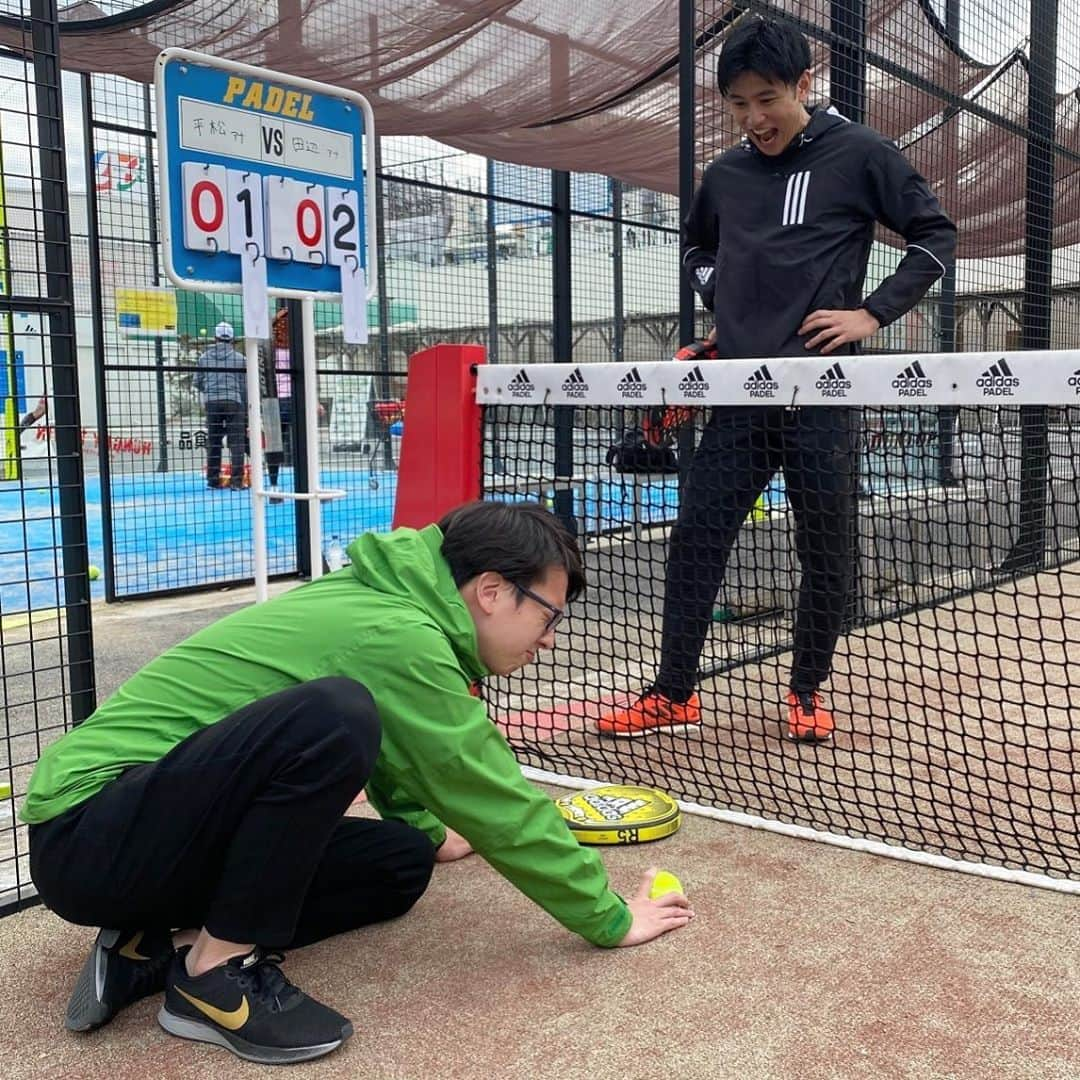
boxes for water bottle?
[325,535,344,572]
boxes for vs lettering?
[261,127,283,156]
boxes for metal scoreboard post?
[155,48,377,300]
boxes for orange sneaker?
[596,690,702,738]
[786,691,835,742]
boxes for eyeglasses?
[512,582,567,634]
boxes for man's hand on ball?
[616,868,694,946]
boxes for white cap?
[215,321,235,341]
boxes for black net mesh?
[1,0,92,912]
[481,0,1080,884]
[482,382,1080,879]
[3,0,1080,911]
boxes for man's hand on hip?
[799,308,880,355]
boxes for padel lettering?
[222,77,316,122]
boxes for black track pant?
[30,678,435,949]
[656,406,856,702]
[205,399,246,483]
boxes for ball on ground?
[649,869,685,899]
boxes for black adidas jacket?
[683,106,957,359]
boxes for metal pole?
[373,135,393,467]
[611,178,625,363]
[245,337,268,601]
[373,134,391,379]
[677,0,696,353]
[676,0,697,487]
[81,73,117,602]
[551,169,576,535]
[485,158,500,365]
[287,296,310,574]
[936,0,960,486]
[141,84,168,474]
[302,295,324,577]
[829,0,866,122]
[33,0,96,720]
[1003,0,1058,573]
[280,0,309,572]
[485,157,502,477]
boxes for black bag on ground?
[605,426,679,474]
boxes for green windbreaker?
[22,525,632,947]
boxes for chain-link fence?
[77,77,682,598]
[1,0,92,913]
[3,0,1079,912]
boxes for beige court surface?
[495,553,1080,884]
[2,582,1079,1078]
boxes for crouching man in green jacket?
[23,500,693,1066]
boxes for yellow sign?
[1,128,17,481]
[115,287,179,338]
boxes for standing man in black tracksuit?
[598,16,956,742]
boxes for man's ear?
[796,69,812,103]
[471,571,505,616]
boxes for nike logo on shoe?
[175,987,251,1031]
[118,931,151,961]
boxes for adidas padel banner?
[477,350,1080,407]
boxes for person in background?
[264,307,322,503]
[597,15,956,743]
[193,322,247,490]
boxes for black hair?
[438,500,585,603]
[716,16,813,95]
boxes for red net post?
[392,344,485,529]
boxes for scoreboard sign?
[156,50,376,301]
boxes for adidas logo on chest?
[782,171,812,227]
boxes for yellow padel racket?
[555,785,681,845]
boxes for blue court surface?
[0,468,399,617]
[1,468,785,617]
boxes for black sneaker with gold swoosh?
[65,927,175,1031]
[158,946,353,1065]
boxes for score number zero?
[181,163,360,267]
